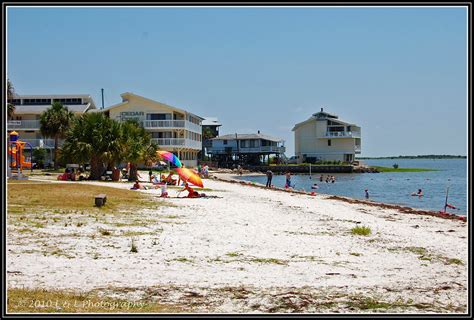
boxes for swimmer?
[411,189,423,197]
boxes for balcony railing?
[325,131,361,138]
[143,120,185,129]
[355,145,361,153]
[151,138,201,150]
[8,120,41,130]
[209,146,286,154]
[16,139,64,148]
[185,121,202,133]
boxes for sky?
[7,6,468,157]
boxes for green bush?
[351,226,371,236]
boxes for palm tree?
[61,112,123,179]
[120,120,156,181]
[39,102,75,169]
[7,79,16,118]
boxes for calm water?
[236,159,468,215]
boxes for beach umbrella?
[176,167,204,188]
[157,150,182,168]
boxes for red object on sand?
[311,192,316,196]
[175,167,204,188]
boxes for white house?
[7,94,97,152]
[103,92,203,167]
[292,108,361,163]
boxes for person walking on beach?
[365,189,369,199]
[285,171,292,189]
[266,170,273,188]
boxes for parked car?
[287,156,299,164]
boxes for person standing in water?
[365,189,369,199]
[266,170,273,188]
[320,174,324,182]
[285,171,292,188]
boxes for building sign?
[120,111,144,122]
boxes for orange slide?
[9,141,32,170]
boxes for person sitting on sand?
[181,182,202,198]
[165,172,177,185]
[131,180,146,190]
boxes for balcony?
[142,120,202,133]
[15,139,64,148]
[209,146,286,154]
[8,120,41,130]
[151,138,201,150]
[324,131,361,138]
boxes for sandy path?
[7,175,468,313]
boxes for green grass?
[7,181,164,214]
[225,252,242,257]
[351,226,371,236]
[350,252,362,257]
[249,258,288,265]
[370,166,437,172]
[445,258,464,265]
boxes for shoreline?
[212,172,467,222]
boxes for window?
[328,139,331,146]
[223,140,227,145]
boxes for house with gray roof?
[208,131,285,166]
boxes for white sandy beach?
[7,173,468,313]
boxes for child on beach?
[160,184,169,198]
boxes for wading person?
[266,170,273,188]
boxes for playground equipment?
[8,131,33,179]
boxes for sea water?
[235,159,468,215]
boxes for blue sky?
[7,6,468,157]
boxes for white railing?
[325,131,361,138]
[142,120,202,133]
[7,120,41,130]
[17,139,64,148]
[151,138,202,150]
[355,145,361,153]
[185,121,202,133]
[142,120,185,129]
[209,146,286,154]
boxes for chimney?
[258,130,260,134]
[321,107,324,112]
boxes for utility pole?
[101,88,104,109]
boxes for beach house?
[7,94,97,162]
[208,131,285,166]
[292,108,361,163]
[201,117,222,160]
[103,92,203,167]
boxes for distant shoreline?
[357,155,466,160]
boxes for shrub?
[351,226,371,236]
[393,163,399,169]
